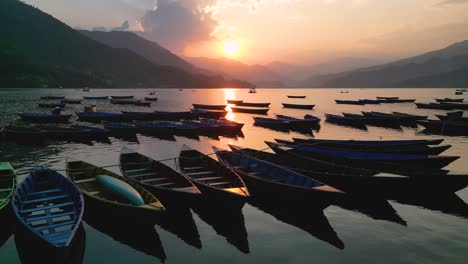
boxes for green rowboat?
[0,162,17,212]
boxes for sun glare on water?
[222,40,241,58]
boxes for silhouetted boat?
[392,112,428,121]
[237,102,270,107]
[191,108,228,118]
[178,145,250,207]
[276,114,320,126]
[415,102,454,110]
[343,112,401,129]
[231,106,269,115]
[253,117,290,131]
[38,103,66,108]
[110,99,136,105]
[417,120,468,136]
[358,99,380,104]
[226,99,243,104]
[104,122,137,136]
[144,97,158,101]
[111,96,134,99]
[214,146,343,206]
[18,112,72,123]
[267,141,459,172]
[435,98,464,103]
[135,121,177,135]
[287,95,306,99]
[133,101,151,107]
[376,96,399,100]
[3,126,47,142]
[192,104,227,110]
[324,113,367,130]
[377,98,416,103]
[335,100,365,105]
[61,99,82,104]
[289,138,443,147]
[76,111,127,122]
[119,147,201,208]
[83,96,108,100]
[34,125,91,142]
[40,96,65,100]
[282,103,315,109]
[12,166,84,247]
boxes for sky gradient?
[24,0,468,64]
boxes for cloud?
[111,20,130,31]
[436,0,468,6]
[139,0,219,52]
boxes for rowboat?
[335,100,365,105]
[134,101,151,107]
[34,125,91,142]
[304,114,322,122]
[237,102,270,107]
[76,111,129,122]
[199,118,244,131]
[226,99,243,104]
[253,117,290,131]
[83,96,108,100]
[12,166,84,247]
[191,108,228,119]
[144,97,158,101]
[177,145,249,207]
[438,102,468,110]
[266,141,459,173]
[40,96,65,100]
[435,98,464,103]
[104,122,137,136]
[417,120,468,136]
[66,160,165,216]
[153,111,197,120]
[289,138,444,147]
[343,113,401,129]
[192,104,227,110]
[227,145,468,197]
[392,112,428,121]
[358,99,380,104]
[111,99,136,105]
[287,95,306,99]
[213,146,343,206]
[182,120,240,135]
[282,103,315,110]
[362,111,415,126]
[111,96,134,99]
[38,103,66,108]
[415,103,454,110]
[0,162,17,213]
[18,113,72,123]
[276,114,320,126]
[3,126,47,142]
[74,125,110,138]
[119,147,201,206]
[61,99,82,104]
[134,121,177,135]
[324,114,367,130]
[231,106,269,115]
[376,96,399,100]
[281,138,451,155]
[377,98,416,103]
[436,114,468,122]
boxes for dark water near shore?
[0,88,467,263]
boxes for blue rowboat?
[135,121,177,135]
[266,141,459,172]
[213,146,343,206]
[12,166,84,248]
[83,96,108,100]
[18,113,72,123]
[76,112,127,122]
[104,123,137,136]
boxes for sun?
[222,40,241,58]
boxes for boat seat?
[74,178,96,184]
[173,187,200,193]
[125,168,151,174]
[209,182,231,186]
[140,177,172,184]
[29,189,62,196]
[182,166,205,171]
[44,230,72,240]
[0,188,12,192]
[129,172,158,179]
[86,191,100,195]
[26,211,75,223]
[184,171,216,176]
[21,202,74,213]
[151,182,178,187]
[35,220,75,232]
[24,194,71,204]
[197,176,224,181]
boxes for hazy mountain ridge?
[0,0,252,88]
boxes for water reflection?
[192,202,249,254]
[84,208,166,262]
[249,197,344,250]
[14,224,86,264]
[156,208,202,249]
[393,194,468,220]
[334,196,407,226]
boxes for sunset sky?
[25,0,468,64]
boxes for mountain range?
[0,0,251,88]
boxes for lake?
[0,88,467,264]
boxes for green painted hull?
[0,162,17,212]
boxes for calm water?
[0,88,467,263]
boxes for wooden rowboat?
[192,104,227,110]
[120,147,201,207]
[226,99,243,104]
[12,166,84,247]
[177,145,249,207]
[0,162,17,213]
[282,103,315,110]
[237,102,270,107]
[66,159,165,216]
[231,106,269,115]
[287,95,306,99]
